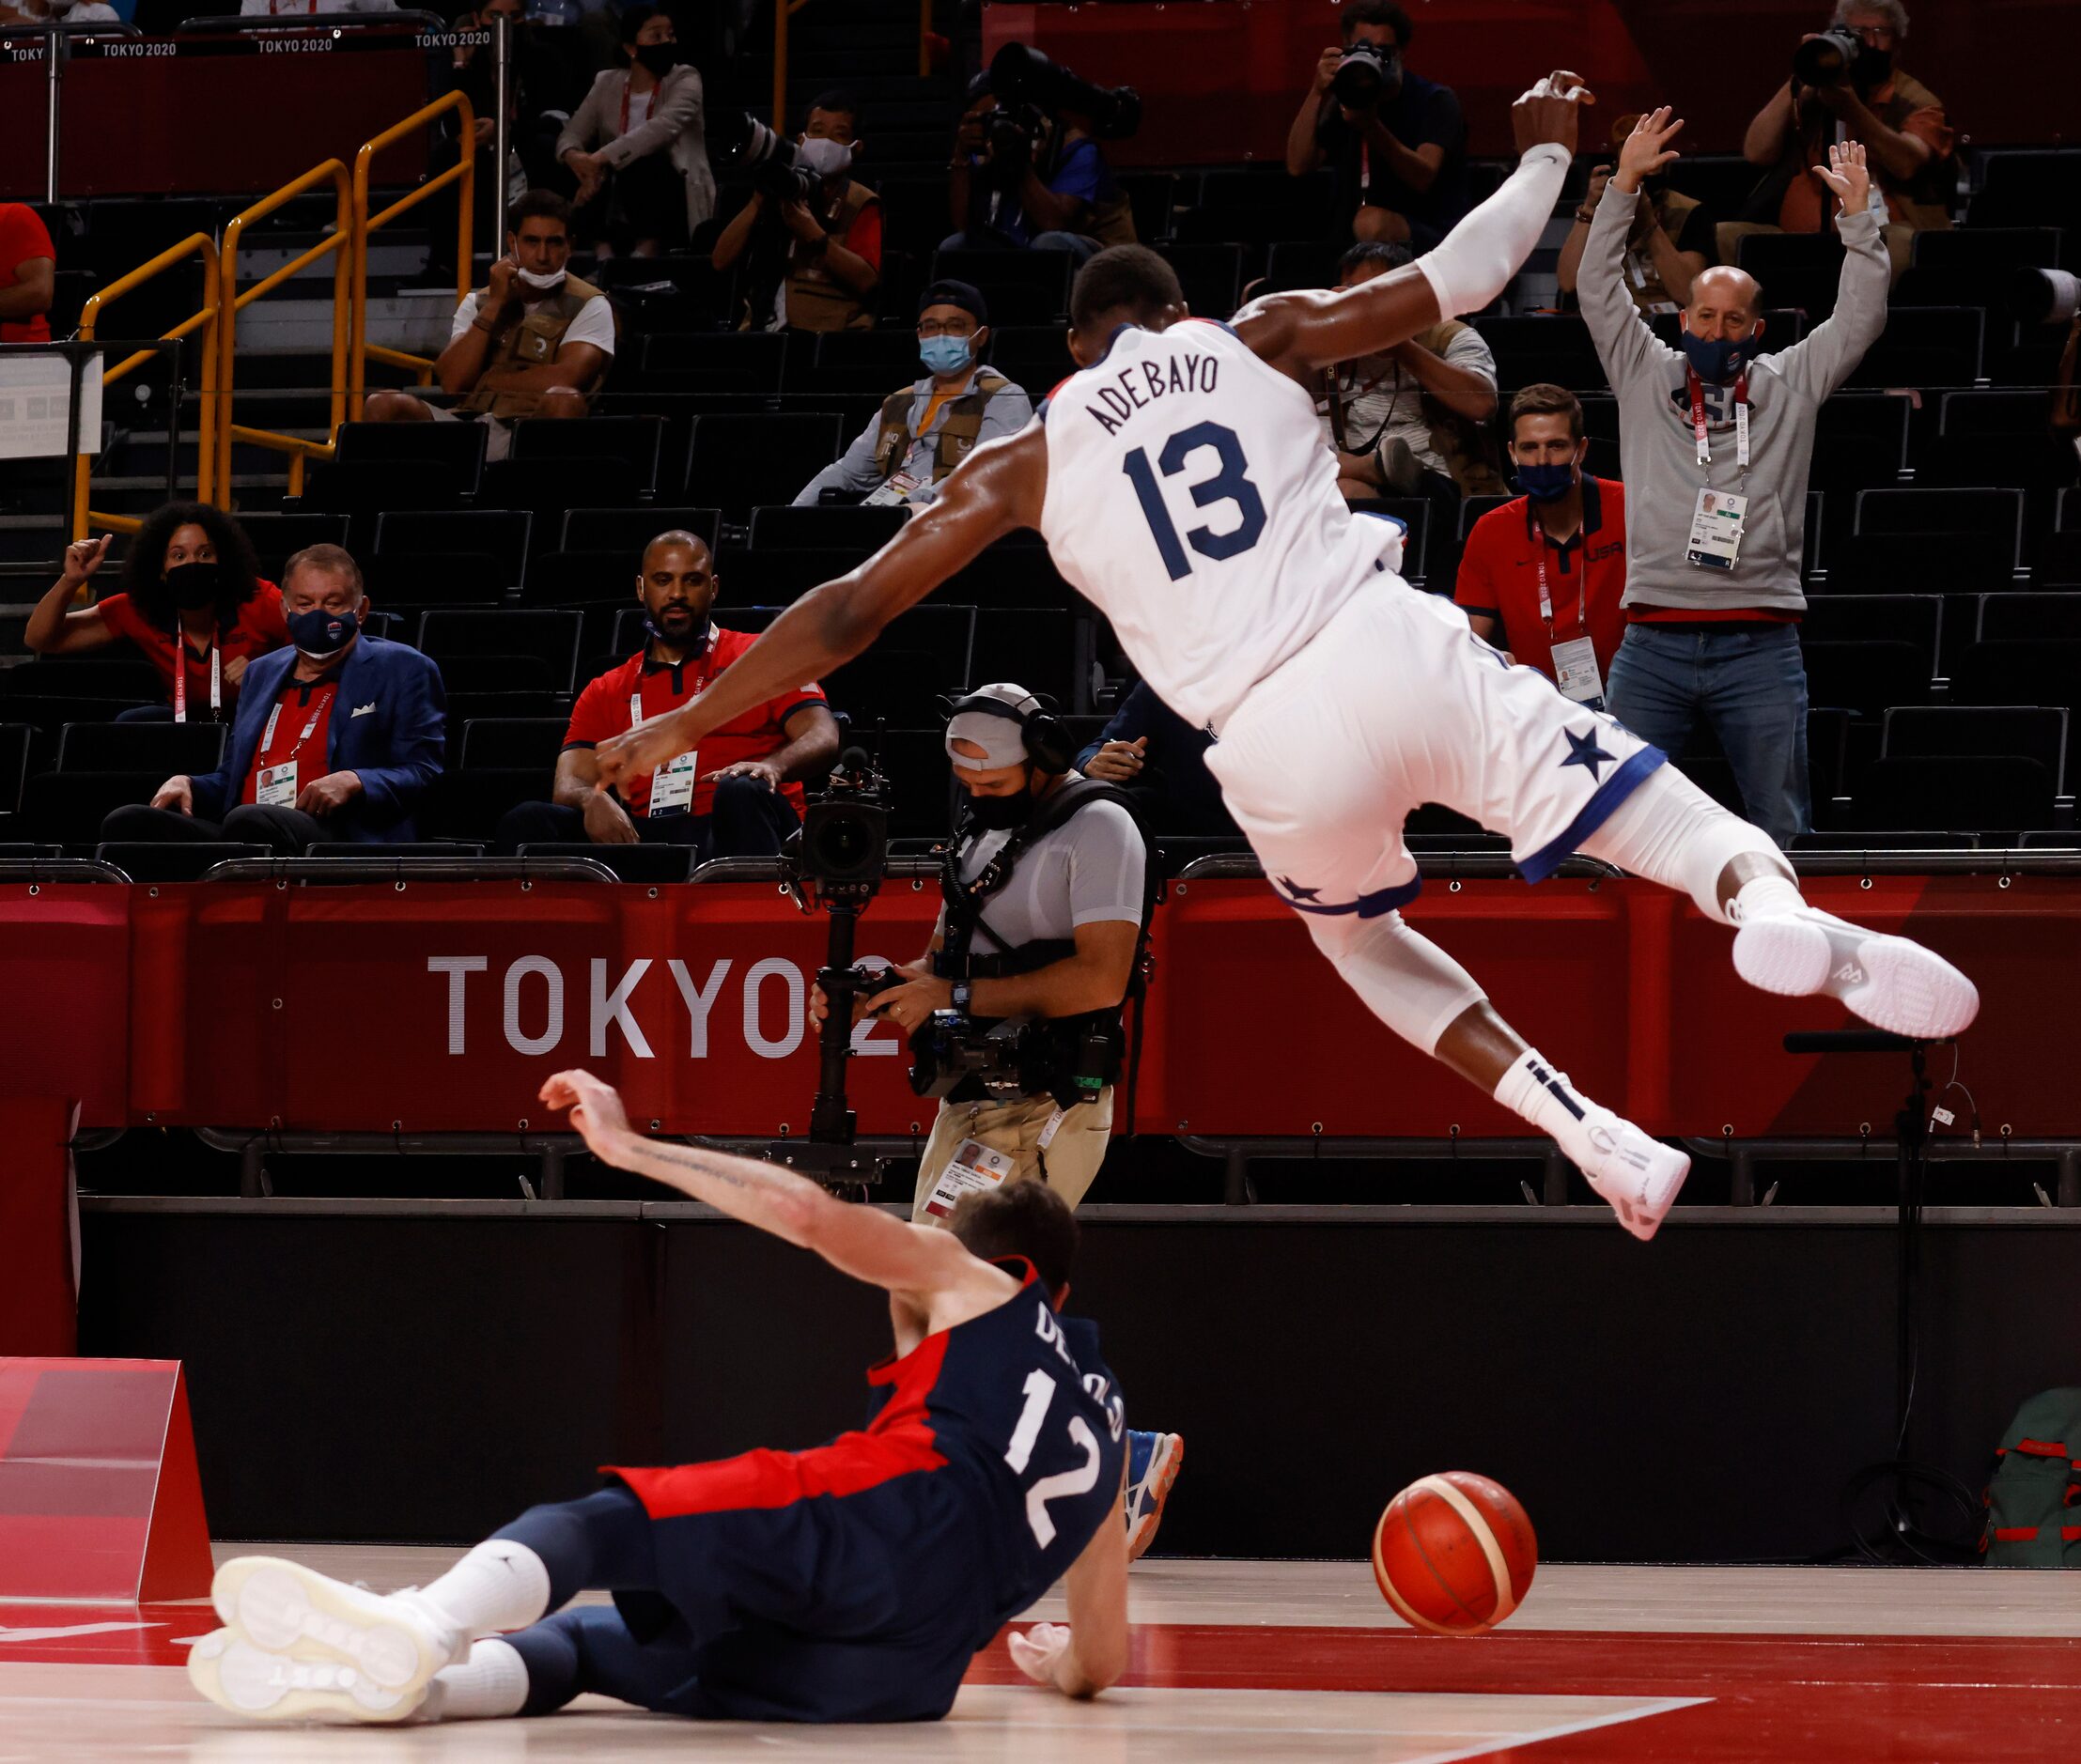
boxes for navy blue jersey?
[603,1265,1125,1722]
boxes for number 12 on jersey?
[1003,1368,1101,1548]
[1123,420,1268,581]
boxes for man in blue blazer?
[101,544,445,851]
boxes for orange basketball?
[1372,1471,1537,1634]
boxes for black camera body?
[781,747,891,912]
[984,101,1048,185]
[1793,24,1869,87]
[711,107,828,209]
[1330,39,1403,110]
[988,40,1141,140]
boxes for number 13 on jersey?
[1123,420,1268,582]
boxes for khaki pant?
[1715,219,1915,283]
[910,1089,1115,1222]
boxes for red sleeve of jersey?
[1,204,54,279]
[843,197,883,273]
[1452,510,1504,617]
[245,581,288,642]
[769,679,829,728]
[563,670,622,749]
[95,592,142,642]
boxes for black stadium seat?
[562,506,722,556]
[516,842,697,883]
[312,421,488,509]
[640,331,788,394]
[458,719,567,772]
[497,414,670,503]
[1808,395,1909,493]
[749,504,908,552]
[96,842,272,882]
[235,512,350,582]
[1154,243,1245,322]
[1843,307,1983,391]
[1472,315,1604,392]
[928,250,1071,326]
[0,658,163,703]
[686,413,844,520]
[820,605,975,724]
[1846,756,2056,833]
[1732,231,1844,316]
[22,772,169,846]
[416,610,582,694]
[55,720,225,775]
[1884,704,2068,792]
[1854,487,2025,569]
[1800,595,1941,682]
[1895,227,2063,308]
[804,329,932,395]
[1799,640,1930,714]
[0,724,30,814]
[369,510,534,606]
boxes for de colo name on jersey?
[1082,348,1219,436]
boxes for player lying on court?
[595,70,1978,1245]
[189,1069,1128,1726]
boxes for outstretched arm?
[1009,1473,1131,1699]
[1582,106,1684,392]
[1235,72,1586,383]
[595,421,1047,788]
[543,1069,1004,1301]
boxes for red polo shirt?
[563,627,828,819]
[97,581,289,715]
[0,204,54,346]
[1454,477,1629,685]
[241,669,341,806]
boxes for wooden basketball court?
[2,1546,2073,1760]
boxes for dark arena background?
[2,2,2079,1758]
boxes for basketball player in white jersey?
[598,73,1978,1242]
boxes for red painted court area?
[967,1621,2081,1761]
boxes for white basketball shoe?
[188,1555,465,1724]
[1563,1106,1692,1243]
[1732,904,1979,1040]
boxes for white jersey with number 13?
[1037,318,1405,733]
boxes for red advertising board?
[0,873,2063,1140]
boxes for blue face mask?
[919,334,974,377]
[287,605,358,659]
[1515,460,1576,503]
[1681,328,1760,384]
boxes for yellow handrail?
[72,231,221,542]
[215,157,353,502]
[349,89,475,409]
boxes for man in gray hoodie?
[1584,109,1886,844]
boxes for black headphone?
[942,689,1074,775]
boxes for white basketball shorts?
[1204,582,1669,920]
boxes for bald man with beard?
[496,530,841,857]
[1582,109,1888,846]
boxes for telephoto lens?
[1792,25,1862,86]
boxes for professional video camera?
[708,106,846,209]
[987,40,1142,140]
[1793,24,1875,87]
[1328,38,1403,110]
[769,747,893,1184]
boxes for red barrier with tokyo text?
[0,875,2066,1140]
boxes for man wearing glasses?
[795,282,1033,509]
[1725,0,1953,280]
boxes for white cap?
[945,682,1042,771]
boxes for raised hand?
[1810,138,1871,216]
[59,533,112,588]
[1512,70,1594,161]
[1614,105,1684,193]
[539,1068,631,1144]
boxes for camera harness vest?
[873,368,1013,486]
[457,275,608,420]
[934,775,1163,1117]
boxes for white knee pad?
[1302,907,1487,1057]
[1578,765,1794,924]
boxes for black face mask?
[634,42,677,77]
[965,783,1035,831]
[164,561,222,611]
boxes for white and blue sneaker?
[1124,1430,1184,1563]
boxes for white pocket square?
[351,702,377,718]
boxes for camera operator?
[1727,0,1952,281]
[712,91,882,333]
[812,684,1153,1221]
[1284,0,1469,250]
[943,70,1136,265]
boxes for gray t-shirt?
[937,789,1148,959]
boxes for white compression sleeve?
[1416,143,1569,318]
[1576,764,1795,925]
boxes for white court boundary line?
[1398,1694,1712,1764]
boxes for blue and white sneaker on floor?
[1124,1429,1184,1563]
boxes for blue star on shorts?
[1560,726,1616,781]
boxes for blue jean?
[1604,622,1810,846]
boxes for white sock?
[1731,873,1806,923]
[1493,1047,1599,1143]
[415,1540,552,1637]
[421,1637,530,1723]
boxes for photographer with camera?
[1727,0,1952,280]
[1558,113,1716,316]
[943,53,1138,264]
[795,281,1033,509]
[1285,0,1468,250]
[711,92,882,333]
[812,684,1152,1221]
